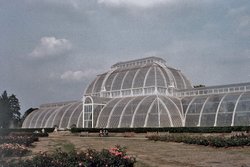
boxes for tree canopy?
[194,84,206,88]
[0,91,21,128]
[20,107,38,125]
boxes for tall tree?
[0,91,21,128]
[9,94,21,127]
[20,108,37,125]
[0,91,11,128]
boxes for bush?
[1,146,136,167]
[147,133,250,148]
[32,131,49,138]
[8,131,49,138]
[0,143,30,157]
[0,136,38,147]
[0,128,54,136]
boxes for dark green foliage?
[32,132,49,137]
[9,131,49,138]
[0,136,38,147]
[0,133,38,158]
[147,133,250,148]
[1,147,136,167]
[0,143,30,157]
[0,91,21,128]
[9,95,21,122]
[70,126,250,134]
[20,108,38,125]
[194,85,206,88]
[0,128,54,136]
[0,91,12,128]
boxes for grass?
[49,139,75,152]
[62,142,75,152]
[30,133,250,167]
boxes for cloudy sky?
[0,0,249,113]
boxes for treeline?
[0,91,21,128]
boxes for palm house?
[22,57,250,129]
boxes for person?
[104,129,109,136]
[99,129,103,137]
[41,128,45,133]
[34,130,39,134]
[54,126,58,132]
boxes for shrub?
[32,131,49,138]
[0,136,38,147]
[147,133,250,148]
[0,143,30,157]
[0,128,54,136]
[1,146,136,167]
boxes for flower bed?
[0,136,38,147]
[147,133,250,147]
[0,143,30,157]
[1,146,136,167]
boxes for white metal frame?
[197,97,210,127]
[231,92,245,126]
[214,94,228,126]
[106,98,125,128]
[130,96,150,127]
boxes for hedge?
[70,126,250,134]
[2,126,250,135]
[0,128,54,136]
[147,133,250,147]
[0,136,39,147]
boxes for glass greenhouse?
[22,57,250,129]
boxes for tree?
[20,108,38,125]
[0,91,11,128]
[0,91,21,128]
[194,84,206,88]
[9,94,21,126]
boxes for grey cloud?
[29,37,72,59]
[97,0,176,8]
[1,0,250,114]
[60,69,101,82]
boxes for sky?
[0,0,249,114]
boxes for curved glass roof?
[22,101,83,129]
[96,95,183,128]
[182,91,250,127]
[85,57,192,97]
[22,90,250,129]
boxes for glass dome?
[22,57,250,129]
[85,57,192,98]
